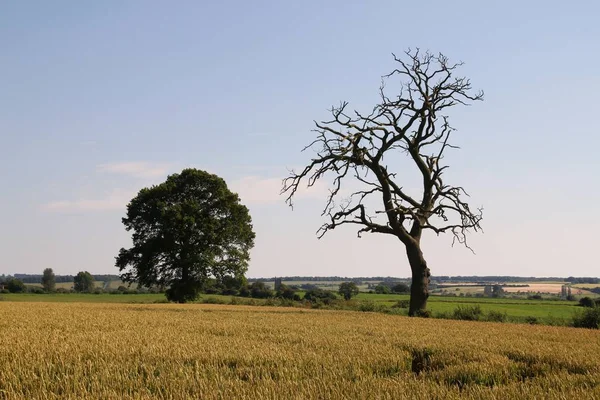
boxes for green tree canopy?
[7,278,26,293]
[116,169,255,303]
[41,268,56,292]
[391,283,410,294]
[304,288,337,302]
[276,284,298,300]
[249,281,274,299]
[338,282,359,300]
[73,271,95,293]
[375,284,391,294]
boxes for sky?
[1,1,599,278]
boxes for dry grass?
[0,302,599,399]
[502,283,564,294]
[573,283,600,289]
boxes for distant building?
[561,285,572,299]
[274,278,282,292]
[483,285,493,296]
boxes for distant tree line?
[5,274,598,286]
[246,276,600,284]
[432,276,600,284]
[565,277,600,284]
[248,276,408,285]
[247,276,407,283]
[5,274,121,284]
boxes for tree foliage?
[391,282,410,293]
[73,271,95,293]
[374,284,391,294]
[579,297,595,308]
[276,284,299,300]
[116,169,255,303]
[572,307,600,329]
[220,275,248,296]
[282,49,483,315]
[41,268,56,292]
[304,288,337,303]
[338,281,359,300]
[7,278,26,293]
[249,281,274,299]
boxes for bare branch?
[282,49,483,251]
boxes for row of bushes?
[579,297,600,308]
[0,286,161,295]
[212,282,336,303]
[572,298,600,329]
[434,305,508,322]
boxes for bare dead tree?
[282,49,484,316]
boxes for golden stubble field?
[0,302,599,399]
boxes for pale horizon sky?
[1,1,599,278]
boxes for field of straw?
[502,283,565,294]
[0,302,599,399]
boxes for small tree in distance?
[304,288,337,303]
[375,284,391,294]
[392,283,410,294]
[276,284,299,300]
[73,271,95,293]
[42,268,56,292]
[579,297,595,308]
[249,281,274,299]
[338,282,359,300]
[7,278,26,293]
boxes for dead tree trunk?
[406,243,430,316]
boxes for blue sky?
[1,1,598,278]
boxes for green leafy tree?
[7,278,26,293]
[41,268,56,292]
[392,283,410,293]
[116,169,255,303]
[572,307,600,329]
[249,281,274,299]
[579,297,595,308]
[375,284,391,294]
[282,50,483,316]
[304,288,337,302]
[220,275,248,295]
[276,284,298,300]
[73,271,95,293]
[338,282,359,300]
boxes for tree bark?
[406,243,431,316]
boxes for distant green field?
[355,293,575,305]
[0,291,582,325]
[355,293,579,323]
[428,301,576,322]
